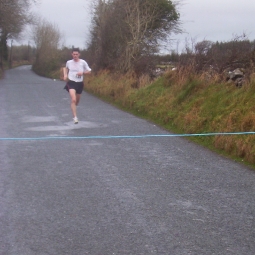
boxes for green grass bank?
[85,70,255,168]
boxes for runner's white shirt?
[66,59,91,82]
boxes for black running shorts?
[64,80,84,94]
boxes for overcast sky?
[175,0,255,52]
[20,0,255,53]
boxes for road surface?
[0,66,255,255]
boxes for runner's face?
[72,51,80,61]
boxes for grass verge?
[85,69,255,169]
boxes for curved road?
[0,66,255,255]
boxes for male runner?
[63,48,91,124]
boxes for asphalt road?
[0,66,255,255]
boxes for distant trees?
[205,38,255,73]
[0,0,36,67]
[9,44,35,63]
[178,34,255,77]
[87,0,180,73]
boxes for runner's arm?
[63,67,68,81]
[82,61,92,75]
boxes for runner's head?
[72,48,80,61]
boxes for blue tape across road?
[0,132,255,141]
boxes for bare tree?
[32,18,62,76]
[118,0,180,72]
[0,0,36,67]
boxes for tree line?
[175,34,255,82]
[1,0,255,81]
[3,0,181,77]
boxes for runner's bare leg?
[69,89,77,118]
[76,94,81,106]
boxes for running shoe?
[73,117,78,124]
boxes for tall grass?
[85,67,255,166]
